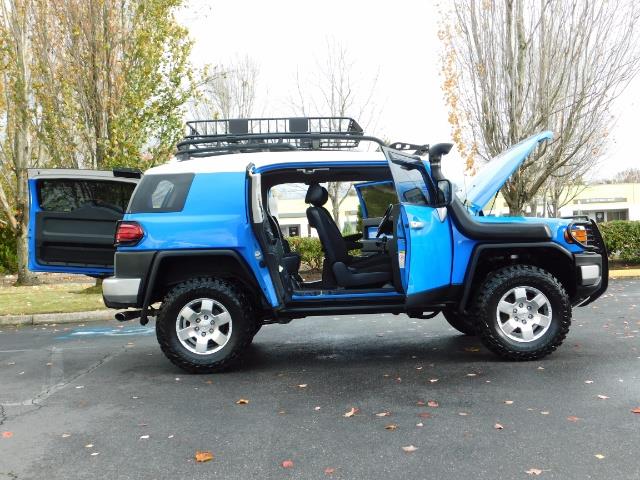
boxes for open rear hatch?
[28,168,140,276]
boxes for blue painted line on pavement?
[56,326,155,340]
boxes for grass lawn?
[0,282,106,316]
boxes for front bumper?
[573,251,608,306]
[103,277,141,308]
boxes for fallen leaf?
[314,406,321,411]
[324,467,335,475]
[540,411,550,415]
[2,431,13,439]
[384,424,397,431]
[402,445,418,453]
[416,422,424,427]
[195,451,214,463]
[525,468,543,476]
[594,454,605,460]
[236,398,249,405]
[466,373,477,377]
[597,395,609,400]
[429,378,439,383]
[458,412,469,416]
[464,346,480,352]
[205,380,213,385]
[418,412,432,418]
[375,411,390,417]
[537,366,545,370]
[61,433,70,438]
[85,444,94,448]
[427,400,439,408]
[416,400,426,406]
[631,407,640,414]
[567,416,580,422]
[281,459,294,469]
[168,435,174,439]
[297,384,308,388]
[585,380,594,384]
[504,400,514,405]
[343,407,359,418]
[494,423,504,430]
[75,385,84,389]
[90,452,100,456]
[139,435,149,439]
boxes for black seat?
[305,184,391,288]
[266,212,301,277]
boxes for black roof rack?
[175,116,386,159]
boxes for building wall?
[273,194,361,237]
[482,183,640,222]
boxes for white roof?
[145,150,387,175]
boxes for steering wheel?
[376,204,394,238]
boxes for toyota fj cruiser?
[27,117,608,372]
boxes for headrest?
[305,184,329,207]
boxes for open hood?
[464,131,553,213]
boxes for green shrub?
[599,221,640,263]
[287,236,323,271]
[0,226,17,274]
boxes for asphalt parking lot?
[1,279,639,480]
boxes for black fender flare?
[458,242,574,314]
[140,249,265,322]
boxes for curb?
[609,269,640,279]
[0,309,114,327]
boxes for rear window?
[128,173,194,213]
[38,179,135,213]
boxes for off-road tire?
[156,278,255,373]
[442,310,477,336]
[474,265,571,361]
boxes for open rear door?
[28,169,139,276]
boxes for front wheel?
[156,278,255,373]
[474,265,571,361]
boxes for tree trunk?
[15,227,37,286]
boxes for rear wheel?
[156,278,255,373]
[442,310,477,336]
[474,265,571,361]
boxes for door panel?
[401,204,452,294]
[28,169,138,275]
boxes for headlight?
[564,225,588,246]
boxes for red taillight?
[115,221,144,245]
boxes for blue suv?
[28,117,608,372]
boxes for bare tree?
[440,0,640,215]
[193,55,259,120]
[291,39,379,227]
[606,168,640,184]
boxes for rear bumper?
[103,277,141,308]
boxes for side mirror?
[434,179,453,207]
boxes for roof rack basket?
[176,116,385,159]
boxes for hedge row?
[598,221,640,263]
[0,226,17,274]
[287,236,324,271]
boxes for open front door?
[28,169,139,276]
[384,149,453,305]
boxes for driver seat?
[305,184,391,288]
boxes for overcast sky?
[177,0,640,182]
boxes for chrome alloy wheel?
[495,286,552,343]
[175,298,232,355]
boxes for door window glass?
[387,151,432,206]
[38,180,135,213]
[356,182,398,218]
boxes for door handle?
[409,220,425,230]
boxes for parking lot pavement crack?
[2,345,127,411]
[0,403,7,426]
